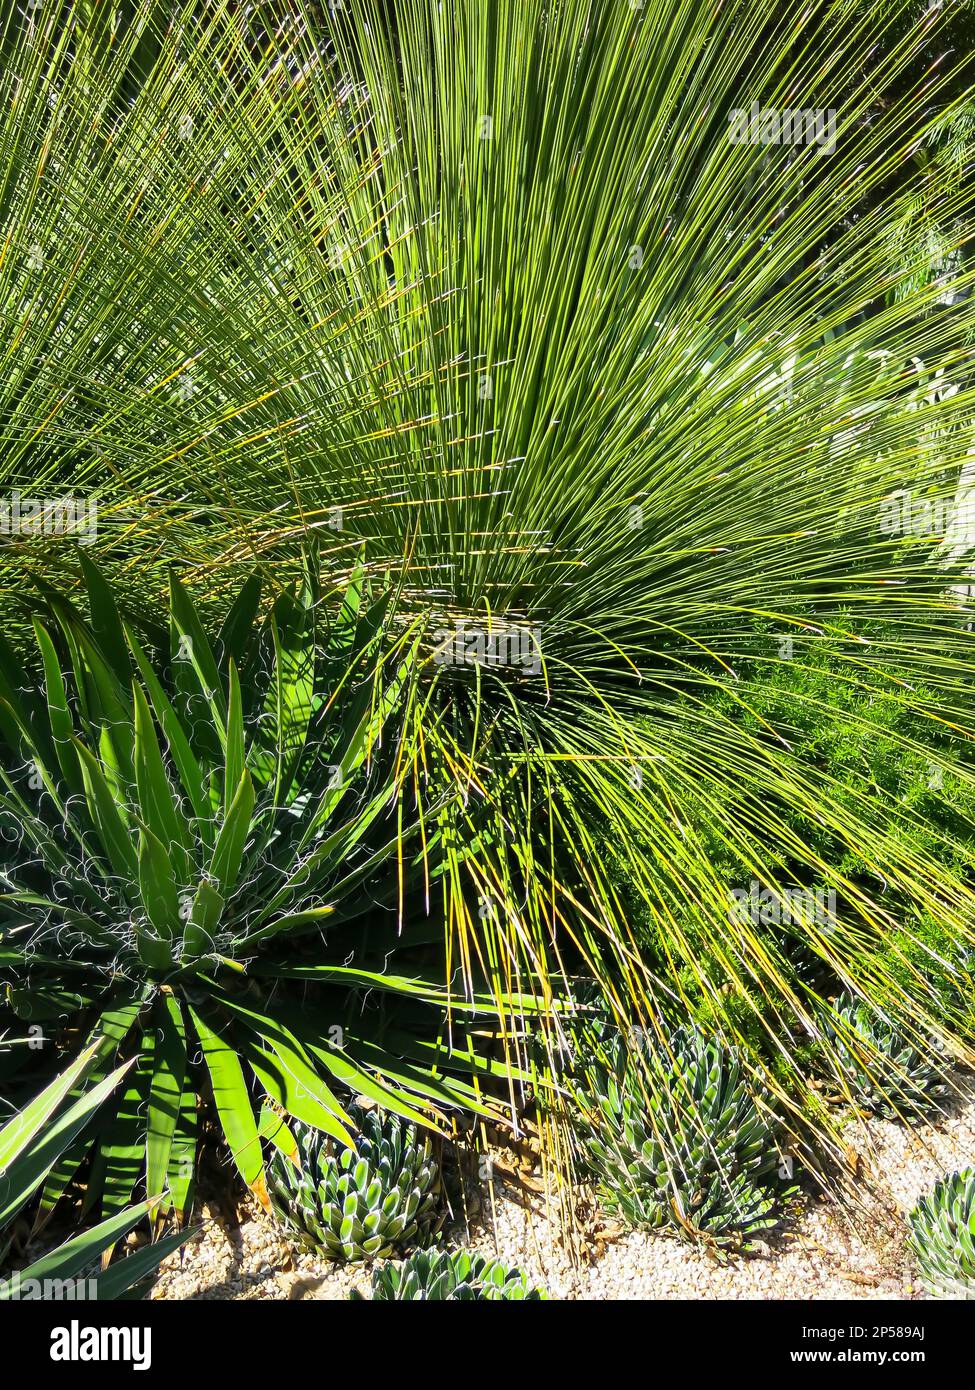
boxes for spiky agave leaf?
[0,1048,187,1297]
[823,991,951,1120]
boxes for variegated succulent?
[569,1017,788,1246]
[908,1169,975,1300]
[353,1248,549,1300]
[268,1105,442,1262]
[825,992,950,1119]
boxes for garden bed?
[151,1078,975,1301]
[2,0,975,1323]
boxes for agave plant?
[0,556,516,1226]
[569,1017,788,1247]
[823,992,950,1120]
[0,1046,186,1299]
[1,0,975,1189]
[352,1248,549,1301]
[268,1104,441,1261]
[908,1168,975,1300]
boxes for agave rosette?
[0,555,522,1225]
[268,1103,442,1261]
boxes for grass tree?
[1,0,974,1199]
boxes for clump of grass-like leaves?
[1,0,974,1188]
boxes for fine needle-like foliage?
[1,0,974,1197]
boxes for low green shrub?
[595,617,975,1098]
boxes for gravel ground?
[152,1077,975,1301]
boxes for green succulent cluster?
[908,1169,975,1300]
[824,993,950,1119]
[268,1105,442,1262]
[570,1019,787,1246]
[352,1248,548,1300]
